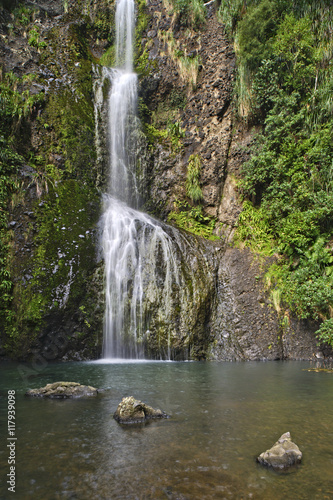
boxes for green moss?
[0,71,45,351]
[37,23,97,185]
[5,180,100,358]
[144,121,184,152]
[0,2,112,360]
[135,45,158,76]
[42,85,95,182]
[93,7,115,43]
[135,0,151,72]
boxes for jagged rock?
[25,381,99,398]
[113,396,169,424]
[257,432,302,469]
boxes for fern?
[186,154,203,203]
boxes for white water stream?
[101,0,179,359]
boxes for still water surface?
[0,360,332,499]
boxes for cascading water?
[101,0,181,359]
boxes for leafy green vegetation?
[134,0,150,73]
[28,27,47,49]
[11,4,35,25]
[144,120,185,152]
[225,0,333,347]
[37,23,97,186]
[169,0,206,29]
[168,201,218,240]
[186,154,203,203]
[168,155,219,240]
[234,200,274,255]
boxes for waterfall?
[101,0,181,359]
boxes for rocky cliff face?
[0,0,111,360]
[139,3,234,219]
[0,0,326,361]
[136,0,324,361]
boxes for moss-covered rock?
[26,381,99,398]
[257,432,302,470]
[113,396,169,424]
[0,0,115,360]
[5,179,102,359]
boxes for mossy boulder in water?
[113,396,169,424]
[25,381,99,398]
[257,432,302,469]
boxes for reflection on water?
[0,361,333,499]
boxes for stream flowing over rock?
[257,432,302,470]
[0,0,328,362]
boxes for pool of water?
[0,360,332,499]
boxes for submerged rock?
[25,381,99,398]
[113,396,169,424]
[257,432,302,469]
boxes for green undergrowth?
[28,26,47,49]
[168,154,218,240]
[168,201,219,240]
[168,0,207,29]
[234,201,275,255]
[144,120,185,152]
[134,0,151,74]
[139,84,187,144]
[11,3,36,25]
[186,154,203,203]
[228,0,333,347]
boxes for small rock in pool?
[25,381,99,398]
[113,396,169,424]
[257,432,302,469]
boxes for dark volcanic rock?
[113,396,169,424]
[25,381,99,398]
[257,432,302,469]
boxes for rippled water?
[0,360,332,499]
